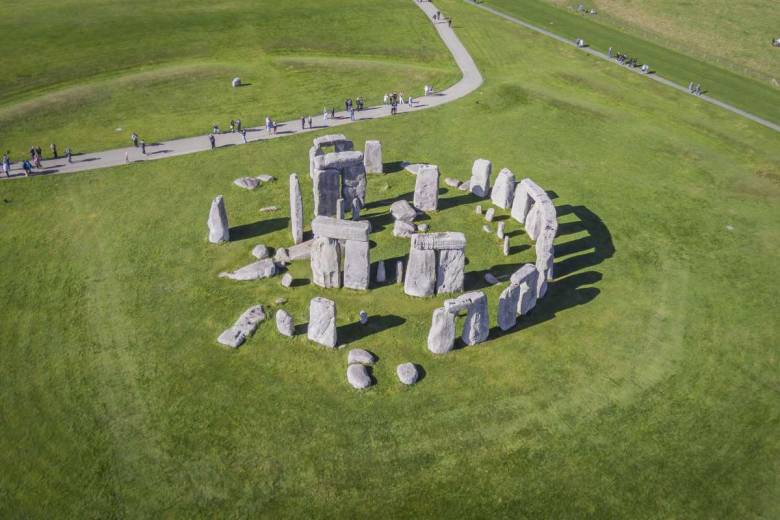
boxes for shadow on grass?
[338,314,406,344]
[230,217,288,242]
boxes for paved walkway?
[464,0,780,133]
[2,1,482,180]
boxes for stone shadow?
[229,217,289,242]
[337,314,406,344]
[553,205,614,278]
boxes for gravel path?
[2,0,482,180]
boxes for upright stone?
[395,260,405,285]
[503,236,510,256]
[404,248,436,297]
[375,260,386,283]
[436,248,465,294]
[343,239,370,290]
[511,182,535,224]
[491,168,516,209]
[484,208,495,222]
[342,162,367,212]
[427,307,456,354]
[310,237,341,288]
[336,198,345,219]
[364,140,383,174]
[497,221,505,239]
[511,264,539,315]
[207,195,230,243]
[308,297,337,348]
[461,291,489,346]
[351,198,362,220]
[413,165,440,212]
[498,284,521,331]
[469,159,492,198]
[289,174,304,245]
[313,168,340,217]
[276,309,294,337]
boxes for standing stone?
[395,260,404,285]
[308,297,337,347]
[336,198,345,219]
[491,168,516,209]
[484,208,495,222]
[436,248,465,294]
[498,284,521,331]
[276,309,294,337]
[310,237,341,288]
[413,165,440,212]
[351,198,362,220]
[390,199,417,222]
[364,140,383,174]
[207,195,230,243]
[289,173,304,245]
[404,248,437,297]
[537,267,548,299]
[280,272,293,287]
[461,291,489,346]
[348,348,376,364]
[503,236,510,256]
[510,181,535,224]
[511,264,539,315]
[313,168,340,217]
[396,363,420,385]
[343,239,370,290]
[393,220,416,238]
[347,364,372,389]
[497,221,505,239]
[525,200,555,241]
[375,260,386,283]
[469,159,492,198]
[475,205,482,215]
[342,163,367,212]
[251,244,270,259]
[427,307,456,354]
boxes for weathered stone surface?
[280,272,293,288]
[287,239,313,261]
[276,309,294,337]
[234,176,260,190]
[427,307,456,354]
[436,248,465,294]
[310,237,340,288]
[343,239,370,290]
[395,260,404,285]
[498,284,521,331]
[289,173,304,245]
[535,227,556,281]
[491,168,516,209]
[259,205,279,213]
[396,363,420,385]
[503,236,510,256]
[232,77,241,87]
[496,222,505,240]
[511,182,535,224]
[218,305,265,348]
[348,348,376,365]
[404,248,436,297]
[511,264,539,315]
[484,272,500,285]
[347,364,372,389]
[470,159,492,198]
[537,267,548,299]
[312,216,370,242]
[342,162,367,212]
[359,310,369,325]
[375,260,386,283]
[413,164,439,212]
[461,291,489,346]
[219,258,276,281]
[313,134,352,150]
[309,145,323,179]
[217,327,245,348]
[482,224,492,233]
[308,297,337,347]
[312,168,340,217]
[475,205,482,215]
[252,244,270,259]
[484,208,495,222]
[526,199,555,241]
[390,200,417,222]
[274,247,290,264]
[393,220,416,238]
[458,180,471,192]
[257,174,275,182]
[403,162,428,175]
[351,198,362,220]
[417,223,429,232]
[411,232,466,251]
[364,140,383,174]
[444,177,461,188]
[336,198,345,219]
[208,195,230,243]
[314,151,364,171]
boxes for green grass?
[0,0,458,157]
[477,0,780,124]
[1,0,780,517]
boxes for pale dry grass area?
[545,0,779,84]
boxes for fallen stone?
[396,363,420,385]
[219,258,277,281]
[208,195,230,244]
[444,177,461,188]
[390,200,417,222]
[393,220,416,238]
[276,309,294,337]
[417,223,429,232]
[257,174,275,182]
[259,205,279,213]
[310,237,341,288]
[217,327,245,348]
[234,177,260,190]
[484,272,500,285]
[312,216,370,242]
[404,248,436,297]
[275,297,287,305]
[427,307,456,354]
[491,168,516,209]
[252,244,270,259]
[482,224,492,233]
[348,348,375,365]
[484,208,495,222]
[217,305,266,348]
[359,310,369,325]
[287,239,313,261]
[289,173,304,245]
[475,205,482,215]
[364,140,383,174]
[281,272,293,287]
[375,261,386,283]
[308,297,337,347]
[458,180,471,192]
[347,364,372,389]
[232,77,241,88]
[413,164,439,212]
[470,159,492,198]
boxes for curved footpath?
[2,0,482,180]
[464,0,780,134]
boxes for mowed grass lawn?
[1,0,780,517]
[0,0,458,157]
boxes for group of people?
[687,82,703,96]
[1,144,75,177]
[431,10,452,26]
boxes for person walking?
[209,134,216,149]
[131,132,139,147]
[241,128,248,143]
[140,140,147,155]
[307,115,313,129]
[65,148,72,163]
[301,116,306,130]
[125,151,129,163]
[273,121,278,135]
[350,108,356,121]
[22,159,32,176]
[2,152,11,177]
[236,119,242,132]
[323,108,329,123]
[50,143,58,159]
[229,119,235,133]
[33,151,42,168]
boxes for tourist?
[273,121,278,134]
[2,152,10,177]
[212,124,220,134]
[241,128,248,143]
[350,108,356,121]
[33,151,42,168]
[307,115,313,128]
[236,119,242,132]
[65,148,72,163]
[50,143,58,159]
[131,132,139,147]
[608,47,612,58]
[209,134,216,149]
[383,93,389,105]
[408,95,414,107]
[229,119,235,133]
[301,116,306,130]
[125,151,129,163]
[265,116,272,132]
[323,108,328,123]
[448,18,452,27]
[22,159,32,176]
[140,140,146,155]
[330,107,335,118]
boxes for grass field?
[0,0,458,157]
[1,0,779,517]
[481,0,780,125]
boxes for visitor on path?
[2,152,10,177]
[241,128,248,143]
[209,134,216,149]
[22,159,32,176]
[236,119,242,132]
[140,140,146,155]
[330,107,335,118]
[65,148,72,163]
[32,151,42,169]
[131,132,139,147]
[265,116,272,132]
[307,115,313,129]
[229,120,235,133]
[212,124,220,134]
[323,108,329,123]
[50,143,58,159]
[301,116,306,130]
[408,96,414,107]
[125,151,129,163]
[273,121,278,135]
[350,108,356,121]
[448,18,452,27]
[383,93,389,106]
